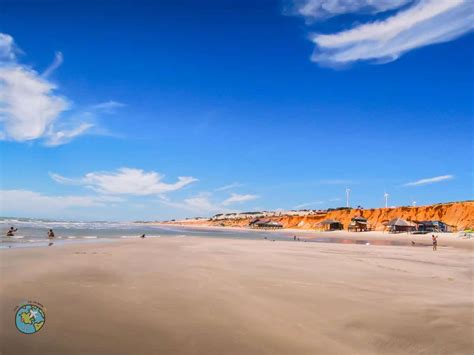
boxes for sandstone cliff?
[169,201,474,231]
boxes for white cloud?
[178,194,223,214]
[42,51,63,78]
[214,182,243,191]
[0,32,115,145]
[0,65,70,141]
[51,168,198,195]
[294,0,410,20]
[403,174,454,187]
[161,193,236,215]
[161,191,259,215]
[222,193,259,206]
[292,0,474,66]
[0,33,16,60]
[0,189,121,216]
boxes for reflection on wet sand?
[306,237,431,247]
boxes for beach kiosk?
[348,216,368,232]
[318,219,344,231]
[387,218,416,233]
[414,220,451,233]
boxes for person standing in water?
[6,227,17,236]
[432,234,438,251]
[48,229,55,239]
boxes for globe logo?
[15,303,46,334]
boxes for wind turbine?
[346,188,351,208]
[384,191,389,208]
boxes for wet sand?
[154,224,474,250]
[1,237,473,354]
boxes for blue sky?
[0,0,473,221]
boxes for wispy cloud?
[45,123,94,146]
[161,193,233,215]
[291,0,474,66]
[214,182,243,191]
[293,0,411,20]
[222,193,259,206]
[293,200,324,209]
[50,168,198,195]
[91,100,127,114]
[403,174,454,187]
[161,191,259,215]
[0,33,16,60]
[42,51,63,78]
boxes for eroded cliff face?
[173,202,474,231]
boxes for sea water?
[0,217,428,249]
[0,217,293,249]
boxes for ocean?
[0,217,292,249]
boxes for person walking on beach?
[432,234,438,251]
[293,235,296,241]
[48,229,55,239]
[6,227,17,236]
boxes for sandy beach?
[1,236,473,354]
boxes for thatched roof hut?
[387,218,416,233]
[318,219,343,231]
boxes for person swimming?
[6,227,17,237]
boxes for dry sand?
[1,236,473,354]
